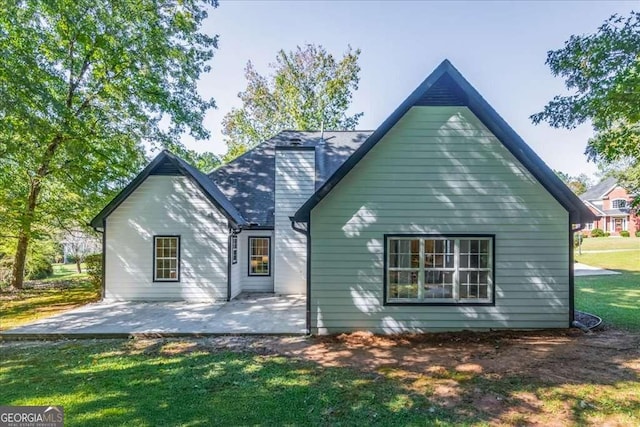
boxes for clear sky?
[189,0,636,179]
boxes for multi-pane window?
[612,199,627,209]
[231,235,238,264]
[386,236,493,304]
[154,236,179,281]
[249,237,270,276]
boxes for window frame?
[153,235,181,282]
[611,198,628,209]
[248,236,271,277]
[231,234,238,265]
[383,234,495,306]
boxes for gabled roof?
[209,130,372,226]
[579,177,618,201]
[90,150,247,229]
[294,59,596,225]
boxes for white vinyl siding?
[105,175,228,302]
[274,148,314,294]
[310,106,569,334]
[234,230,274,293]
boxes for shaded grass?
[0,280,99,331]
[1,339,638,426]
[50,263,88,281]
[0,341,462,426]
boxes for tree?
[60,229,101,273]
[222,44,363,155]
[0,0,218,289]
[532,12,640,196]
[554,170,592,195]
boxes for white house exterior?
[91,60,595,334]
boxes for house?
[580,177,638,236]
[90,60,595,334]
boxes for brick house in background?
[580,177,638,236]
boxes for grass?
[578,236,640,251]
[0,341,459,426]
[575,239,640,331]
[1,339,637,426]
[50,263,88,281]
[0,280,99,331]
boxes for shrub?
[590,228,605,237]
[620,230,630,237]
[85,253,102,292]
[636,231,640,238]
[605,232,611,237]
[25,254,53,280]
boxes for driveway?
[2,293,306,337]
[574,262,621,277]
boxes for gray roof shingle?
[580,177,617,201]
[208,130,373,226]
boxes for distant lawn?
[51,263,88,281]
[575,244,640,331]
[578,236,639,251]
[0,280,99,331]
[575,272,640,331]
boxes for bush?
[636,231,640,238]
[590,228,605,237]
[85,253,102,292]
[605,232,611,237]
[620,230,630,237]
[25,254,53,280]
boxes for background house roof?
[579,177,618,201]
[208,130,372,226]
[293,59,596,225]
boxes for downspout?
[227,225,232,302]
[290,217,311,335]
[569,222,586,327]
[100,219,106,301]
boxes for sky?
[187,0,636,180]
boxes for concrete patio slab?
[575,262,621,277]
[1,293,306,338]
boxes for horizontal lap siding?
[238,230,274,292]
[310,106,569,334]
[105,176,228,302]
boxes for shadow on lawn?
[1,330,639,426]
[0,340,455,426]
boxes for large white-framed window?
[611,199,628,209]
[248,236,270,276]
[231,234,238,265]
[153,236,180,282]
[385,235,493,304]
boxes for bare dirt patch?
[189,328,638,425]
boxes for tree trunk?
[76,258,82,274]
[11,182,41,289]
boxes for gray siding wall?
[274,149,314,294]
[105,175,228,301]
[310,106,570,334]
[237,230,274,293]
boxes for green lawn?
[0,341,458,426]
[1,338,637,426]
[575,239,640,331]
[51,263,88,281]
[578,236,640,251]
[0,280,99,331]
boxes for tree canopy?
[222,44,363,156]
[554,170,591,195]
[0,0,219,288]
[532,12,640,196]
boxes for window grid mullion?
[418,239,424,301]
[453,239,459,301]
